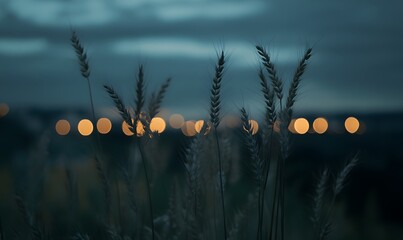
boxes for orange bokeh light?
[122,119,145,136]
[294,118,309,134]
[55,119,70,136]
[194,120,204,133]
[122,121,134,136]
[181,121,197,137]
[150,117,166,133]
[288,119,297,133]
[169,114,185,129]
[78,119,93,136]
[243,120,259,135]
[313,118,328,134]
[97,118,112,134]
[345,117,359,134]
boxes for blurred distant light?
[345,117,359,134]
[97,118,112,134]
[294,118,309,134]
[243,120,259,135]
[288,119,297,133]
[194,120,212,135]
[150,117,166,133]
[122,121,134,136]
[194,120,204,133]
[136,121,145,137]
[55,119,70,136]
[313,118,328,134]
[249,120,259,135]
[0,103,9,117]
[169,114,185,129]
[181,121,197,137]
[122,119,145,136]
[78,119,93,136]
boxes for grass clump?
[0,32,361,240]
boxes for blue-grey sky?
[1,0,402,119]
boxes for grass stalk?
[214,129,227,240]
[209,50,227,240]
[258,129,274,240]
[71,30,112,223]
[137,138,155,240]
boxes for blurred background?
[0,0,402,239]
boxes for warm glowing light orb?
[243,120,259,135]
[122,119,145,136]
[345,117,359,134]
[78,119,93,136]
[97,118,112,134]
[150,117,166,133]
[288,119,297,133]
[181,121,197,137]
[169,114,185,129]
[294,118,309,134]
[194,120,204,133]
[249,120,259,135]
[0,103,9,117]
[313,118,328,134]
[194,120,212,135]
[136,121,145,136]
[55,119,70,136]
[122,121,134,136]
[195,120,213,135]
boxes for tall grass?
[209,50,228,240]
[71,31,112,224]
[1,34,361,240]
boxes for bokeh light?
[313,117,328,134]
[249,120,259,135]
[294,118,309,134]
[97,118,112,134]
[181,121,197,137]
[136,121,145,136]
[194,120,204,133]
[169,114,185,129]
[55,119,70,136]
[122,119,146,136]
[150,117,166,133]
[288,119,297,133]
[0,103,9,118]
[78,119,93,136]
[345,117,359,134]
[243,120,259,135]
[122,121,134,136]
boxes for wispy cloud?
[152,1,266,21]
[0,38,47,55]
[112,37,302,68]
[5,0,266,26]
[113,38,213,59]
[7,0,117,26]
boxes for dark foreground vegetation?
[0,32,402,240]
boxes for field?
[0,33,402,240]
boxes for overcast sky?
[1,0,402,119]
